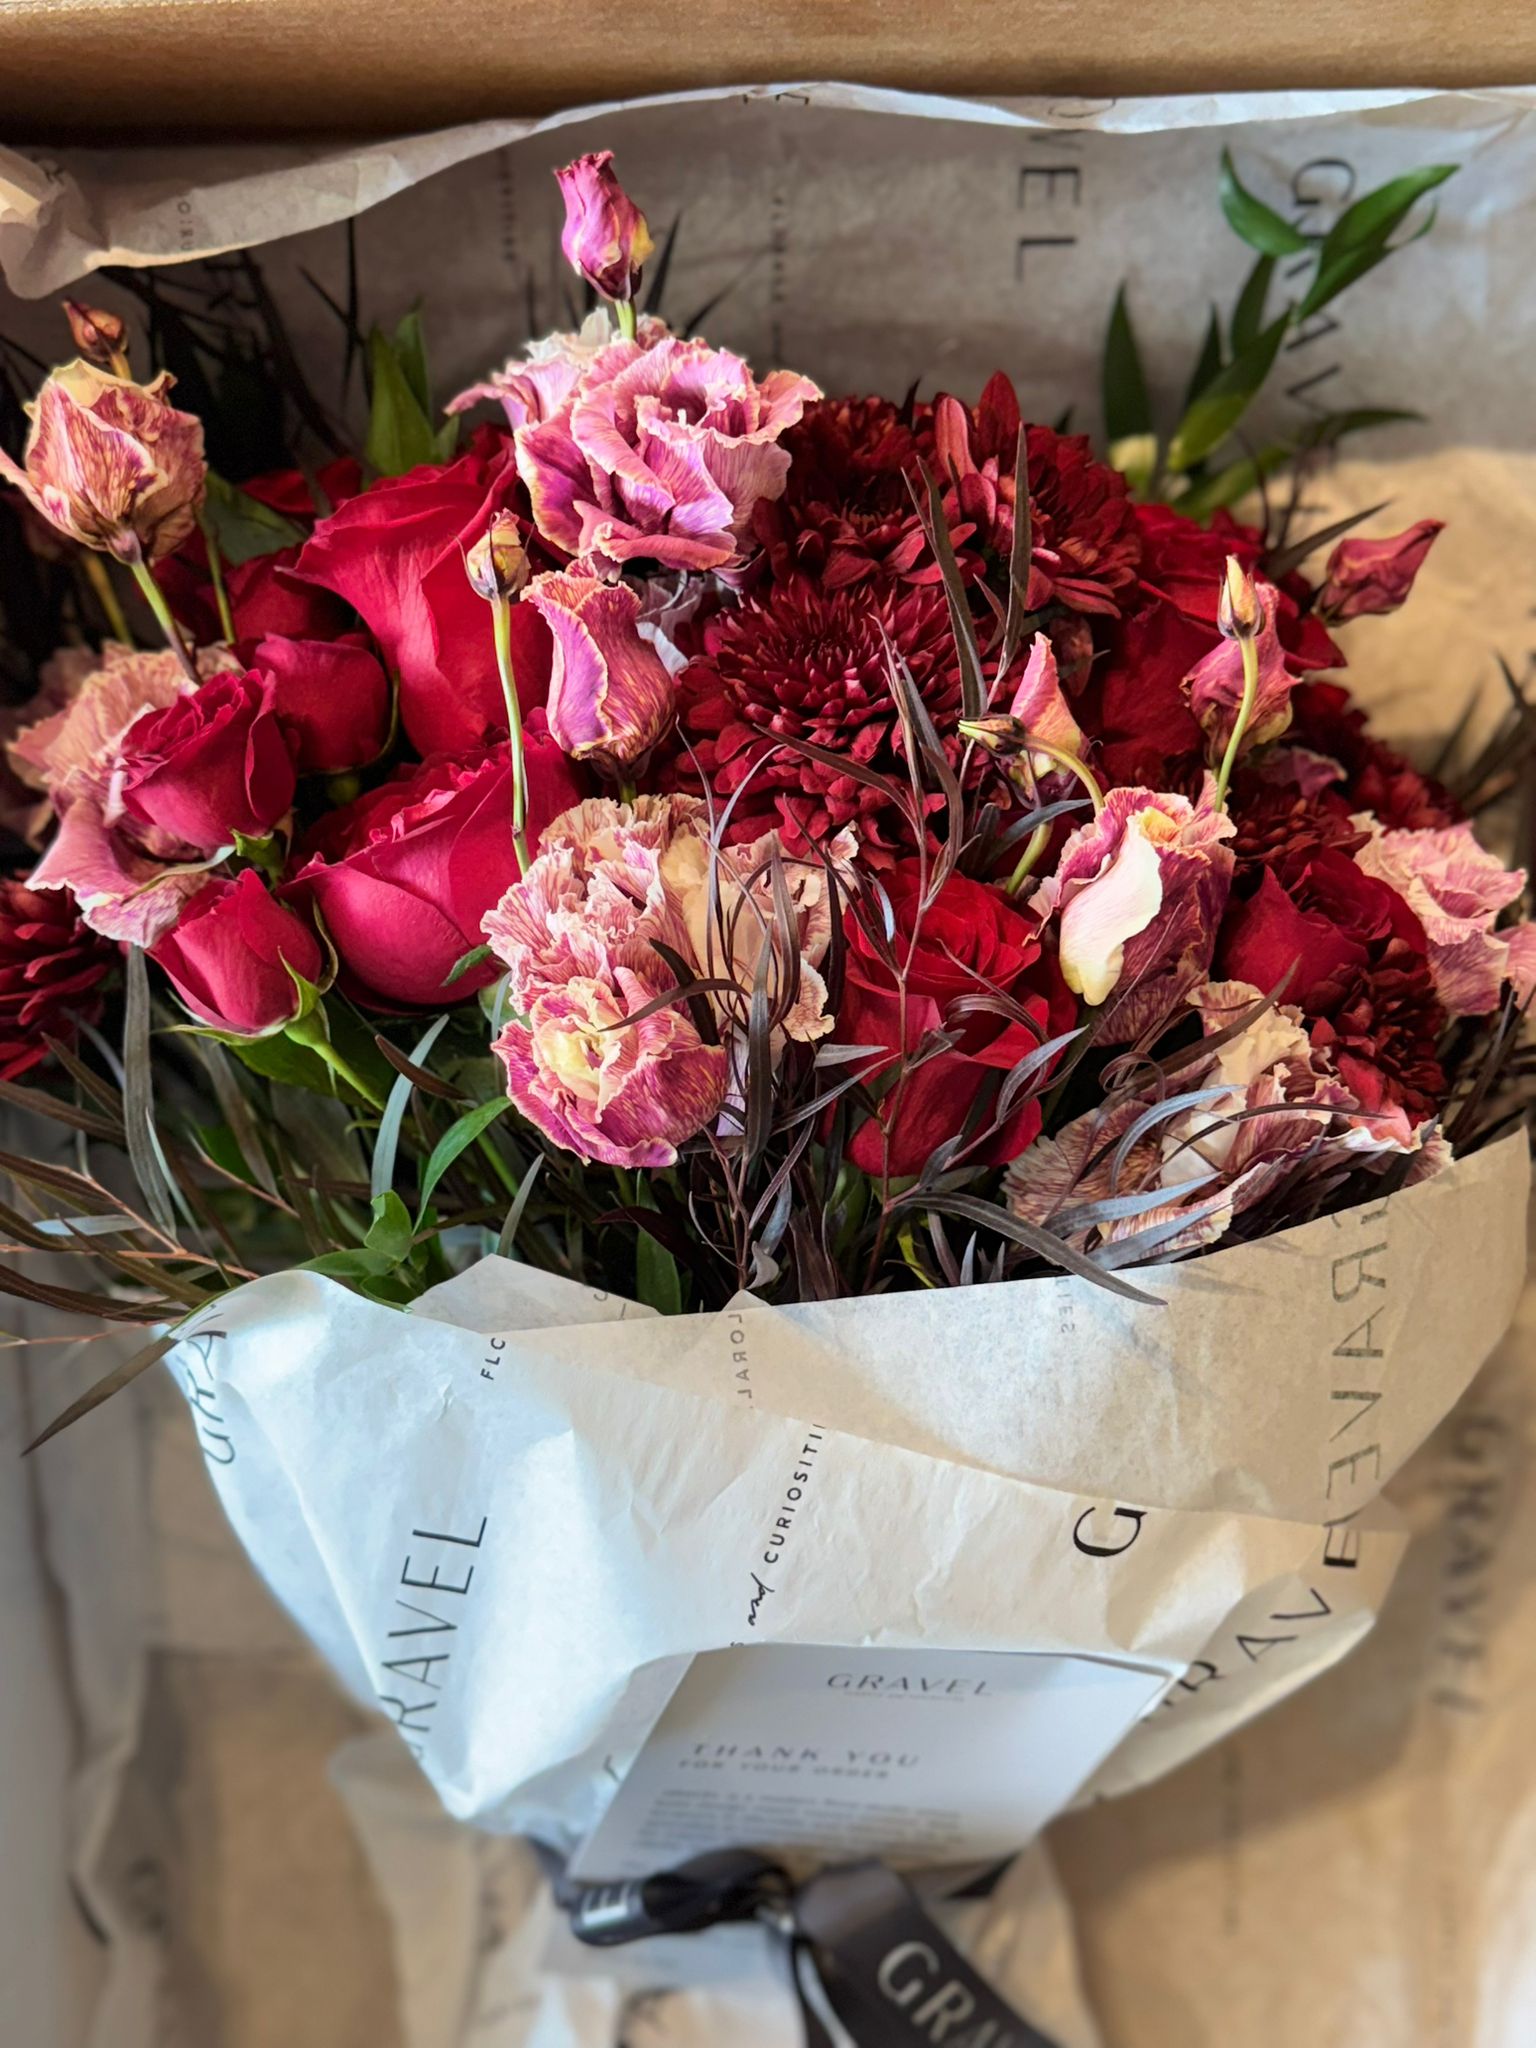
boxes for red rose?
[238,457,363,523]
[151,870,323,1036]
[225,544,353,643]
[117,670,296,853]
[835,864,1075,1177]
[0,881,116,1079]
[1219,846,1444,1117]
[294,436,552,756]
[289,729,581,1008]
[246,631,391,775]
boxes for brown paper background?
[1,1,1535,139]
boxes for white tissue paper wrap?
[5,73,1536,2048]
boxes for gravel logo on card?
[179,1326,235,1467]
[1324,1195,1391,1567]
[374,1515,487,1758]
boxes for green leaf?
[1102,286,1155,489]
[298,1245,404,1282]
[366,323,439,478]
[1219,150,1311,257]
[415,1097,511,1225]
[227,1027,335,1094]
[1182,307,1224,415]
[633,1181,683,1316]
[1172,444,1292,522]
[202,471,305,567]
[1166,312,1288,473]
[1298,165,1455,320]
[371,1013,450,1201]
[1303,405,1424,448]
[365,1189,415,1262]
[446,942,493,985]
[391,306,432,417]
[1229,253,1275,357]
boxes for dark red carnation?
[288,727,581,1009]
[751,396,929,589]
[1219,847,1445,1119]
[920,375,1141,616]
[834,863,1075,1176]
[678,577,967,864]
[0,881,116,1079]
[1226,772,1366,873]
[1288,681,1461,830]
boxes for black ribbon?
[561,1849,1059,2047]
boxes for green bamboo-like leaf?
[371,1014,449,1201]
[365,324,438,477]
[1229,253,1275,357]
[1182,307,1224,415]
[25,1331,181,1454]
[1298,165,1455,320]
[391,307,432,416]
[202,472,305,566]
[1219,150,1311,257]
[1303,406,1424,448]
[415,1097,511,1224]
[1166,312,1288,473]
[1103,285,1154,487]
[123,947,179,1233]
[1172,443,1292,521]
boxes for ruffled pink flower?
[1006,632,1085,779]
[1007,977,1442,1255]
[1353,818,1527,1017]
[515,335,819,576]
[556,151,655,303]
[448,311,668,434]
[522,570,675,772]
[483,795,726,1167]
[1184,578,1296,757]
[1319,519,1443,622]
[1030,784,1235,1042]
[16,643,240,945]
[0,362,205,562]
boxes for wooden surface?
[0,0,1531,139]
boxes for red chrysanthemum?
[0,881,116,1079]
[1227,775,1367,872]
[1289,681,1461,831]
[1313,951,1446,1122]
[750,396,930,590]
[678,576,967,862]
[920,374,1142,615]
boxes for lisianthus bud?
[465,512,532,601]
[555,151,655,304]
[1218,555,1260,640]
[0,362,205,564]
[63,302,130,374]
[151,871,325,1038]
[523,570,675,772]
[1318,519,1444,622]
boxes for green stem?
[128,558,199,685]
[1005,820,1053,898]
[84,555,134,646]
[491,596,531,875]
[1027,739,1105,813]
[201,514,236,643]
[615,299,638,341]
[285,1011,386,1111]
[1213,634,1261,810]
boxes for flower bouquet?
[1,143,1532,2038]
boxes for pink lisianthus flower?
[522,570,676,772]
[1319,519,1443,622]
[483,794,836,1167]
[483,795,726,1167]
[556,151,655,303]
[15,643,244,945]
[0,362,205,563]
[1006,977,1444,1255]
[515,335,819,576]
[1030,783,1235,1042]
[448,310,669,435]
[1352,817,1528,1017]
[1004,632,1086,781]
[1184,577,1298,759]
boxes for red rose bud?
[555,151,655,303]
[523,570,675,772]
[0,362,205,563]
[63,302,129,375]
[247,632,391,774]
[1318,519,1444,622]
[1187,577,1296,755]
[465,512,532,601]
[116,669,297,855]
[151,871,324,1037]
[288,733,581,1009]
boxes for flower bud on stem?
[1212,556,1261,810]
[491,597,532,876]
